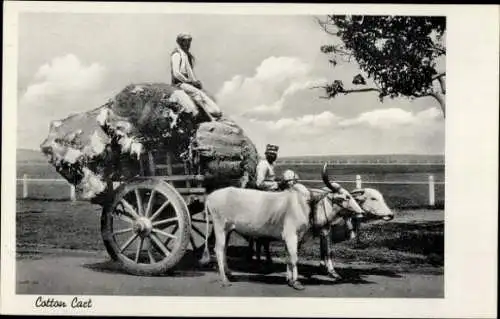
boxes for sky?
[17,13,445,156]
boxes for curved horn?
[322,163,341,192]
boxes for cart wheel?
[101,178,191,276]
[187,201,214,259]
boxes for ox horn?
[322,163,341,193]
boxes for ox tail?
[199,202,212,266]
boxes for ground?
[15,199,444,297]
[17,250,443,297]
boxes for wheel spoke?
[152,217,178,227]
[164,224,179,248]
[120,233,139,253]
[135,238,144,263]
[116,213,134,224]
[153,228,177,240]
[150,233,171,257]
[191,218,212,224]
[113,203,134,224]
[135,189,143,216]
[112,227,133,236]
[190,236,197,250]
[191,224,206,239]
[120,199,140,220]
[147,248,156,264]
[150,200,171,222]
[145,190,156,218]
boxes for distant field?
[16,152,445,209]
[274,164,445,209]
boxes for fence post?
[69,184,76,202]
[23,174,28,198]
[355,174,362,189]
[428,175,435,207]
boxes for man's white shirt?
[171,46,197,83]
[256,159,278,191]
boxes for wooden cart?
[100,148,214,276]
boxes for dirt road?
[17,249,443,298]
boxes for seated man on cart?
[170,33,222,120]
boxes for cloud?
[20,54,106,110]
[250,111,341,134]
[242,79,327,117]
[215,56,326,117]
[234,107,444,156]
[17,54,108,149]
[339,107,442,129]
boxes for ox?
[318,186,395,270]
[201,165,364,290]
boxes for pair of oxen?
[201,164,394,290]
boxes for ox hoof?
[288,280,305,291]
[328,271,342,280]
[220,280,232,288]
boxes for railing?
[275,160,444,166]
[17,174,444,207]
[18,174,77,201]
[298,174,443,207]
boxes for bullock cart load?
[40,82,259,275]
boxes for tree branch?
[432,72,446,81]
[310,85,381,95]
[342,87,381,94]
[428,92,446,118]
[432,72,446,94]
[316,16,339,36]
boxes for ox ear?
[351,189,366,202]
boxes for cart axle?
[133,217,153,237]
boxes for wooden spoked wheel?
[101,178,191,276]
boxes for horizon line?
[16,148,445,158]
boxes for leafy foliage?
[319,15,446,105]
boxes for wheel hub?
[133,217,153,236]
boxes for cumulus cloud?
[250,111,341,134]
[17,54,108,149]
[234,107,444,156]
[216,56,326,117]
[339,107,442,129]
[20,54,106,110]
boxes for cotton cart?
[100,148,214,276]
[39,83,258,276]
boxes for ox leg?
[224,231,233,279]
[264,240,272,265]
[345,217,356,240]
[255,239,262,262]
[319,232,328,271]
[246,238,255,261]
[214,224,231,287]
[324,232,341,280]
[285,234,304,290]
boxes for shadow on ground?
[82,245,402,287]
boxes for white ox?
[247,166,395,279]
[201,165,364,290]
[317,185,395,273]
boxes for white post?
[70,184,76,202]
[22,174,28,199]
[355,174,362,189]
[428,175,435,207]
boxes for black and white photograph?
[1,2,498,317]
